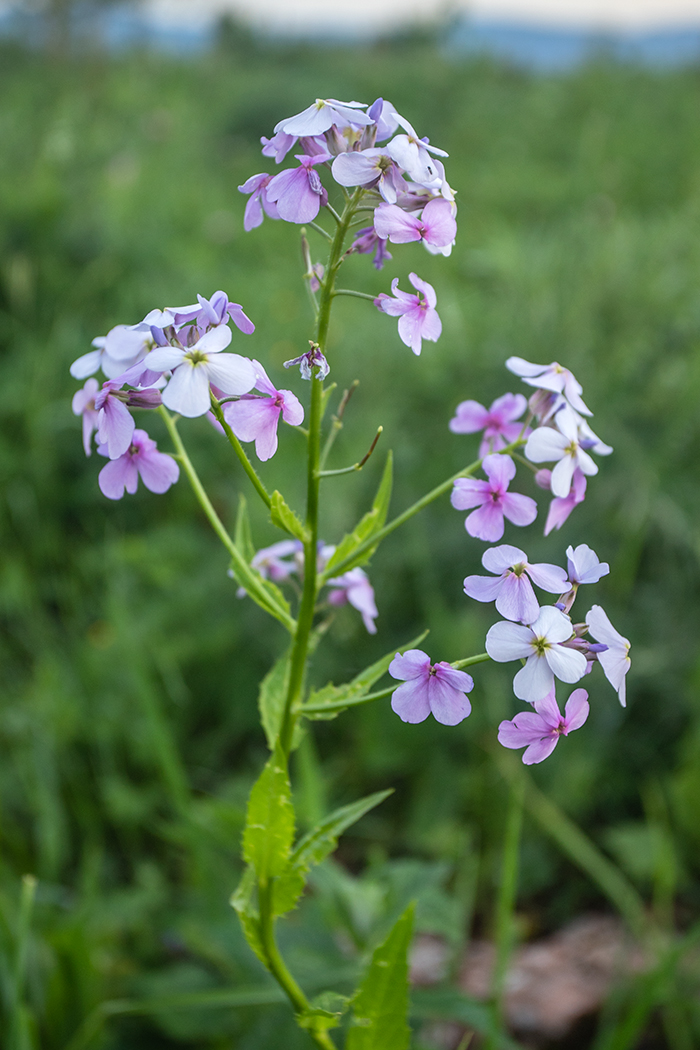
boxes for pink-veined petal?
[391,679,431,723]
[563,689,590,731]
[522,736,559,764]
[465,501,505,542]
[427,675,472,726]
[389,649,431,681]
[501,492,538,527]
[449,400,489,434]
[496,574,539,624]
[451,478,490,510]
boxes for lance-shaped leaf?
[228,552,295,632]
[243,743,295,884]
[346,903,415,1050]
[322,451,393,578]
[270,490,308,542]
[230,865,267,967]
[302,630,427,720]
[258,649,291,749]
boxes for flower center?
[512,562,526,577]
[532,635,550,657]
[185,349,207,365]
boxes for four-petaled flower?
[449,393,529,457]
[389,649,473,726]
[525,409,599,498]
[451,454,537,543]
[266,154,331,224]
[223,360,304,462]
[464,544,568,625]
[498,686,589,764]
[97,429,179,500]
[238,173,281,230]
[586,605,631,707]
[373,199,456,252]
[506,357,591,416]
[374,272,441,355]
[326,567,378,634]
[486,605,588,703]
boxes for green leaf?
[234,494,256,564]
[346,903,415,1050]
[323,452,393,576]
[243,744,295,884]
[270,490,308,541]
[297,992,350,1032]
[227,555,295,632]
[258,650,291,750]
[230,866,266,967]
[302,631,428,720]
[291,790,393,873]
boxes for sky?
[148,0,700,33]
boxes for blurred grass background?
[1,18,700,1048]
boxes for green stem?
[452,652,490,670]
[10,874,37,1050]
[333,289,377,301]
[159,407,295,632]
[487,778,524,1050]
[209,396,272,510]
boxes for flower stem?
[452,652,490,670]
[209,396,272,510]
[332,289,377,301]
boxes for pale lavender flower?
[384,117,448,186]
[72,377,100,456]
[326,567,378,634]
[331,149,406,203]
[143,325,256,418]
[195,291,255,335]
[449,393,529,457]
[451,454,537,543]
[389,649,473,726]
[350,227,392,270]
[274,98,373,138]
[94,382,135,459]
[525,409,599,498]
[486,605,587,703]
[506,357,591,416]
[498,686,589,764]
[222,360,304,462]
[129,303,201,334]
[97,429,179,500]
[374,272,441,355]
[252,540,303,581]
[266,153,331,224]
[543,468,587,536]
[238,172,281,230]
[586,605,631,707]
[373,199,456,251]
[260,130,297,163]
[284,345,329,380]
[566,544,609,586]
[464,544,568,625]
[70,325,151,381]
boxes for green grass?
[1,30,700,1047]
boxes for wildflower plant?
[70,96,629,1048]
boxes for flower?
[451,454,537,543]
[373,199,456,252]
[266,154,331,224]
[97,429,179,500]
[331,149,406,203]
[374,272,441,355]
[566,544,609,586]
[72,378,100,456]
[464,544,568,625]
[222,360,304,462]
[70,325,151,381]
[586,605,631,707]
[486,605,587,703]
[525,409,599,499]
[238,173,281,230]
[252,540,303,581]
[449,393,529,457]
[389,649,473,726]
[143,325,256,418]
[274,98,373,138]
[284,344,329,380]
[384,116,448,186]
[326,567,378,634]
[542,468,587,535]
[194,291,255,335]
[498,686,589,764]
[93,382,136,459]
[506,357,591,417]
[351,227,392,270]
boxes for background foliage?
[1,23,700,1047]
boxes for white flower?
[486,605,587,703]
[525,409,599,498]
[586,605,631,707]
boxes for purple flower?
[586,605,631,707]
[143,325,256,418]
[374,272,441,355]
[464,544,568,625]
[284,345,329,380]
[543,468,587,536]
[260,131,297,163]
[449,393,529,457]
[195,291,255,335]
[498,686,589,764]
[451,454,537,543]
[94,382,136,460]
[326,567,378,634]
[331,149,406,203]
[252,540,303,581]
[486,605,587,703]
[525,410,599,499]
[97,429,179,500]
[238,173,281,230]
[566,544,609,586]
[350,227,392,270]
[266,154,331,224]
[506,357,592,417]
[389,649,473,726]
[373,199,456,251]
[72,377,100,456]
[274,98,373,138]
[222,360,304,462]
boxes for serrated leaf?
[302,630,428,720]
[270,490,308,541]
[346,903,415,1050]
[243,744,295,884]
[323,452,393,577]
[271,866,306,918]
[230,866,266,967]
[234,494,256,565]
[258,650,291,750]
[291,790,393,873]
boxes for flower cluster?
[239,97,456,356]
[71,291,305,496]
